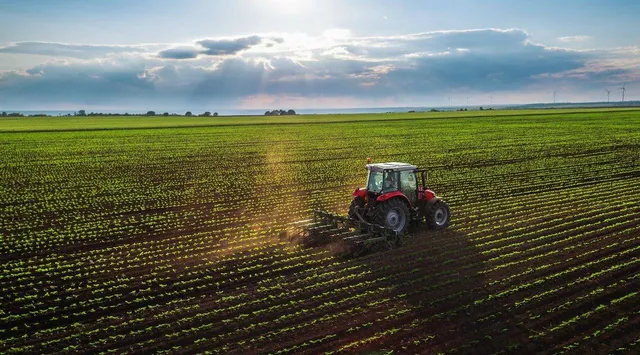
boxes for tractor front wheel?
[426,201,451,229]
[374,198,410,236]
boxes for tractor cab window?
[400,170,417,204]
[382,171,399,192]
[367,171,383,193]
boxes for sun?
[266,0,308,14]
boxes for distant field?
[1,107,639,131]
[1,109,639,353]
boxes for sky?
[0,0,639,111]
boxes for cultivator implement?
[290,210,402,257]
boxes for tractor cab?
[365,162,420,206]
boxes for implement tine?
[302,209,399,256]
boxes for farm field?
[2,107,638,132]
[1,109,639,354]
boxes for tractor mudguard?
[353,188,367,198]
[418,188,436,201]
[376,191,412,208]
[425,196,443,206]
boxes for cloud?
[0,35,277,61]
[0,41,156,58]
[197,35,262,56]
[158,47,200,59]
[156,35,282,60]
[557,35,592,42]
[1,28,638,109]
[0,60,157,107]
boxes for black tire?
[373,198,410,236]
[426,201,451,229]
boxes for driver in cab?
[383,173,397,190]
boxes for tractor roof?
[366,162,417,172]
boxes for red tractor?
[348,161,451,236]
[293,160,451,256]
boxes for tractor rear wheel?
[426,201,451,229]
[374,198,410,236]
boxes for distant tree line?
[2,112,26,117]
[264,109,296,116]
[145,111,218,117]
[0,110,222,117]
[0,110,272,118]
[1,107,500,118]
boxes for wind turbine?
[619,82,627,102]
[553,91,558,104]
[448,97,451,106]
[605,89,611,103]
[490,95,493,106]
